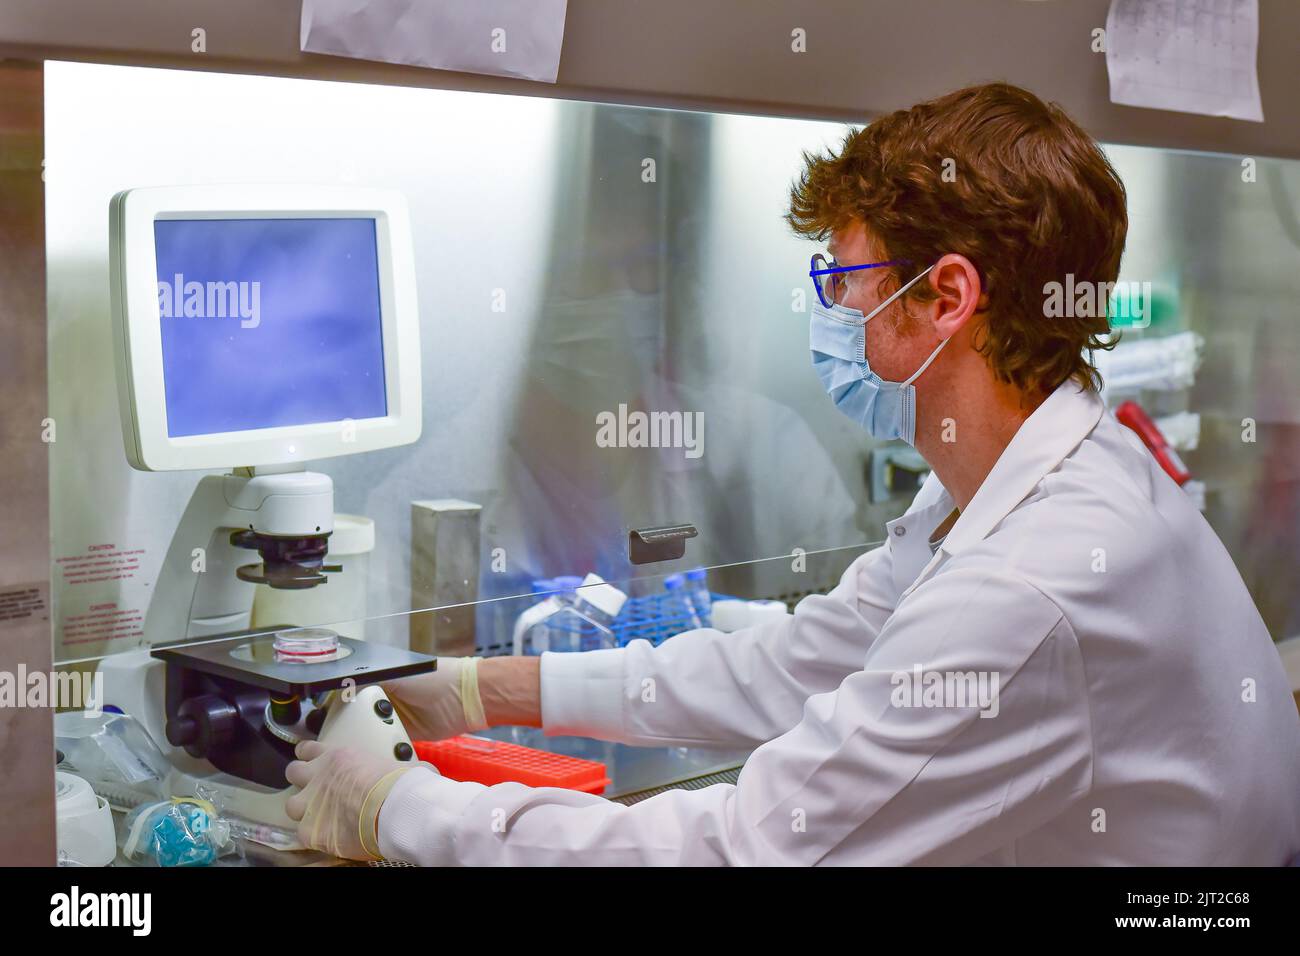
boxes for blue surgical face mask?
[810,264,946,445]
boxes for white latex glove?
[380,656,488,742]
[285,741,415,861]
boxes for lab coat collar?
[939,380,1105,557]
[885,481,957,595]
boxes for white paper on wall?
[301,0,568,84]
[1105,0,1263,122]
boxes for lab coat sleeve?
[540,542,900,748]
[378,568,1094,866]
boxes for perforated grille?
[608,765,744,806]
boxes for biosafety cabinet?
[44,61,897,675]
[4,57,1300,865]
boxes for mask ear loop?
[861,264,935,325]
[893,264,948,387]
[901,335,950,387]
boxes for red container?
[414,735,611,794]
[1115,399,1192,485]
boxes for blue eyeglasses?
[809,254,910,309]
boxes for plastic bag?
[55,711,170,807]
[121,796,236,867]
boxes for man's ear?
[930,254,982,339]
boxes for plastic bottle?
[522,580,553,655]
[663,573,701,632]
[553,576,583,600]
[572,573,628,650]
[685,566,712,628]
[520,578,557,655]
[539,576,585,652]
[518,575,628,654]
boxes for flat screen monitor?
[110,185,421,470]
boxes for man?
[287,83,1300,865]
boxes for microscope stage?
[151,629,437,696]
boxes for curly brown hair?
[786,82,1127,394]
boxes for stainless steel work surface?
[482,725,750,801]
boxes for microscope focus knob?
[393,742,414,761]
[168,694,239,757]
[305,705,329,736]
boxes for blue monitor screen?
[154,217,388,438]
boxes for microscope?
[98,184,429,843]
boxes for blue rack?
[532,590,737,653]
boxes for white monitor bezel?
[109,183,422,472]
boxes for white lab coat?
[378,382,1300,865]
